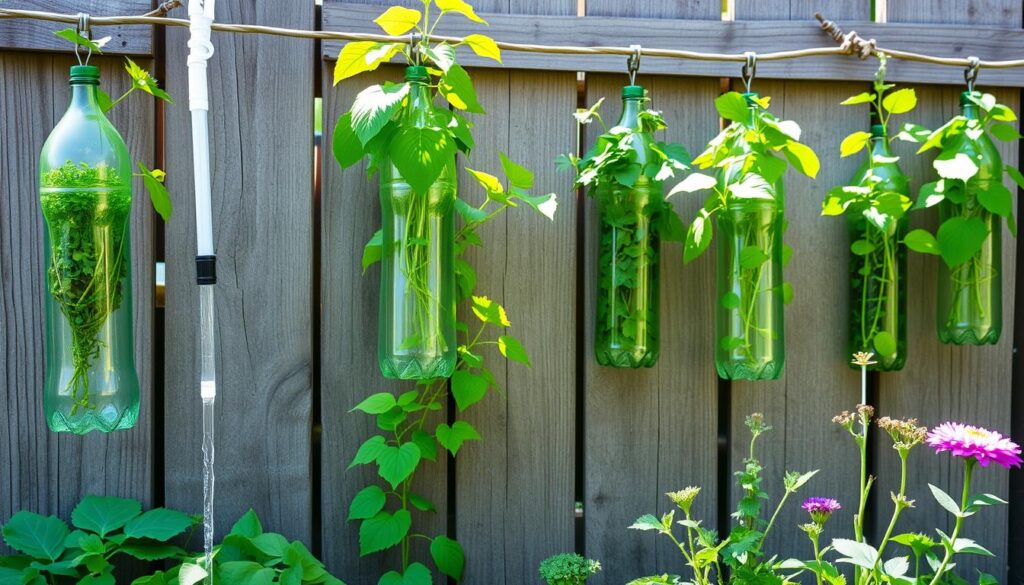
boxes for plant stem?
[926,460,975,585]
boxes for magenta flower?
[926,422,1022,469]
[802,497,841,524]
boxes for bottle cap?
[960,90,980,107]
[405,65,429,82]
[622,85,645,98]
[742,91,759,106]
[69,65,100,85]
[870,124,886,138]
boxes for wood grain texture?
[0,0,154,55]
[162,0,314,543]
[450,0,578,582]
[582,73,721,584]
[0,53,153,528]
[322,4,1024,87]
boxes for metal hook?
[964,55,980,93]
[75,12,93,66]
[409,32,422,65]
[627,44,641,86]
[742,51,757,93]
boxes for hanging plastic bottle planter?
[40,64,140,433]
[377,65,457,380]
[674,56,819,381]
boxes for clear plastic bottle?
[378,65,457,380]
[593,85,662,368]
[40,64,139,433]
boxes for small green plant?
[539,553,602,585]
[0,496,345,585]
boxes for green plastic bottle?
[937,91,1003,345]
[847,123,909,370]
[378,66,457,380]
[593,85,661,368]
[40,65,139,434]
[715,93,785,381]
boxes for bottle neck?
[618,97,643,129]
[961,103,979,120]
[869,135,891,156]
[70,83,101,109]
[405,80,432,125]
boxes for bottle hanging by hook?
[75,12,93,66]
[964,55,980,93]
[627,44,641,86]
[742,51,757,93]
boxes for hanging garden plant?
[904,90,1022,345]
[823,54,924,371]
[561,87,689,368]
[333,1,557,582]
[669,91,819,381]
[41,31,173,435]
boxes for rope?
[2,6,1024,71]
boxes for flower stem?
[926,460,975,585]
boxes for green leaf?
[423,45,456,73]
[471,295,510,326]
[850,239,875,256]
[377,443,421,489]
[123,508,193,541]
[435,421,481,456]
[882,88,917,114]
[683,210,713,264]
[499,152,533,189]
[739,246,769,269]
[498,335,531,367]
[351,83,410,146]
[219,561,275,585]
[348,486,387,521]
[373,6,421,35]
[379,572,403,585]
[137,162,173,221]
[352,393,398,415]
[977,182,1013,218]
[229,509,263,538]
[989,123,1022,141]
[430,536,465,581]
[117,541,186,561]
[840,131,871,157]
[451,370,489,411]
[389,125,456,194]
[515,192,558,221]
[629,514,666,532]
[401,563,433,585]
[349,435,389,469]
[409,493,437,513]
[833,538,879,570]
[905,229,940,255]
[441,63,484,114]
[936,217,988,268]
[177,563,208,585]
[71,496,141,538]
[720,292,740,309]
[359,510,411,556]
[333,112,366,169]
[1,512,68,561]
[249,532,290,559]
[782,282,794,305]
[362,230,383,273]
[715,92,749,123]
[466,168,504,195]
[124,57,173,103]
[953,539,994,556]
[411,430,438,463]
[965,493,1008,513]
[463,33,501,63]
[929,483,963,517]
[841,92,875,105]
[873,331,897,358]
[54,28,109,54]
[80,572,116,585]
[436,0,487,23]
[783,141,820,178]
[334,41,402,84]
[934,153,979,181]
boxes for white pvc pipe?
[188,0,215,257]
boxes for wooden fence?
[1,0,1023,583]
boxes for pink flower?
[926,422,1022,469]
[802,497,841,524]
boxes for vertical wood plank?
[163,0,314,543]
[0,53,153,526]
[452,0,578,582]
[881,1,1019,579]
[582,3,721,584]
[728,0,866,563]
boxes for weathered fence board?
[0,1,154,55]
[163,0,314,544]
[0,52,154,527]
[323,3,1024,87]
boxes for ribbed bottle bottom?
[380,355,456,381]
[47,406,138,435]
[939,328,1000,345]
[596,348,658,369]
[716,360,784,381]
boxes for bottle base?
[716,360,784,381]
[596,349,658,369]
[939,328,1000,345]
[47,407,138,435]
[380,355,456,381]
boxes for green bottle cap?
[742,91,759,106]
[69,65,100,84]
[960,90,980,107]
[405,65,429,82]
[622,85,645,98]
[870,124,886,138]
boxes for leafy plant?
[669,91,818,377]
[823,54,921,369]
[0,497,345,585]
[559,95,689,367]
[628,414,817,585]
[333,1,556,582]
[539,553,602,585]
